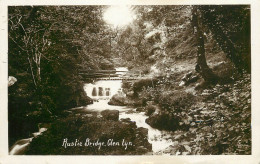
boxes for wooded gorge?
[8,5,251,155]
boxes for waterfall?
[9,128,47,155]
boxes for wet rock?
[146,113,180,131]
[137,127,148,137]
[136,107,144,112]
[120,118,131,122]
[120,118,136,126]
[101,110,119,121]
[108,94,128,106]
[38,123,51,129]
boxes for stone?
[108,94,128,106]
[85,114,93,117]
[120,118,136,126]
[179,81,185,86]
[8,76,17,87]
[101,110,119,121]
[181,71,193,81]
[120,118,131,122]
[126,91,134,97]
[180,71,199,87]
[145,104,156,116]
[137,127,148,137]
[136,107,144,112]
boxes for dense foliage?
[9,5,251,155]
[8,6,114,146]
[116,5,251,154]
[26,112,152,155]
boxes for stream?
[9,67,174,155]
[83,67,174,153]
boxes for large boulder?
[145,113,180,131]
[78,95,93,106]
[101,110,119,121]
[108,94,128,106]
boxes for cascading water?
[119,112,174,153]
[10,67,174,154]
[9,128,47,155]
[82,67,174,153]
[84,80,123,101]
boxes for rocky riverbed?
[24,107,152,155]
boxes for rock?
[145,113,180,131]
[181,71,193,81]
[145,104,156,116]
[179,72,199,86]
[8,76,17,87]
[38,123,51,129]
[120,118,136,126]
[136,107,144,112]
[101,110,119,121]
[164,148,172,154]
[179,81,185,86]
[137,127,148,136]
[108,94,128,106]
[120,118,131,122]
[78,96,93,106]
[85,114,93,117]
[126,91,134,97]
[136,146,148,154]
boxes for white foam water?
[9,128,47,155]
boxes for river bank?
[9,64,251,155]
[109,71,251,155]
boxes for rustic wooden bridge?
[79,69,142,81]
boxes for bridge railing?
[79,69,143,81]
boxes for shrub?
[145,112,181,131]
[145,104,156,116]
[157,90,195,112]
[132,78,158,97]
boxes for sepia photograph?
[6,4,252,156]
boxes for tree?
[191,6,218,83]
[8,6,119,146]
[199,5,250,73]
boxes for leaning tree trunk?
[199,6,250,73]
[192,6,218,83]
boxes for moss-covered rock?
[101,110,119,121]
[108,94,128,106]
[145,112,181,131]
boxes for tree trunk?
[200,7,249,73]
[192,6,218,83]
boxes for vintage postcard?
[0,0,260,163]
